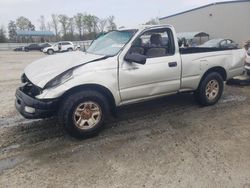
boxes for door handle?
[127,66,139,70]
[168,62,177,67]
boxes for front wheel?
[58,90,109,138]
[194,72,224,106]
[47,49,54,55]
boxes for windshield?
[87,30,136,56]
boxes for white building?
[159,0,250,46]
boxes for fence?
[0,41,93,51]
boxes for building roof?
[177,32,209,40]
[16,30,54,37]
[159,0,250,20]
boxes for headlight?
[44,69,73,89]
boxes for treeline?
[0,13,118,43]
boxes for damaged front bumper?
[15,87,59,119]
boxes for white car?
[245,48,250,75]
[43,41,74,55]
[16,25,245,138]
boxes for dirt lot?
[0,51,250,188]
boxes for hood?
[25,51,104,88]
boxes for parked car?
[39,43,52,51]
[245,48,250,75]
[13,46,25,51]
[15,25,245,138]
[24,43,42,52]
[43,41,74,55]
[13,43,52,52]
[200,39,238,49]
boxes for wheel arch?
[60,84,117,115]
[201,66,227,82]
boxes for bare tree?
[98,19,107,33]
[46,22,52,31]
[8,20,17,42]
[58,14,69,40]
[107,16,117,31]
[39,15,46,31]
[51,14,59,40]
[0,25,7,43]
[68,17,75,40]
[74,13,84,40]
[145,18,159,25]
[83,14,99,33]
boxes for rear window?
[62,42,71,45]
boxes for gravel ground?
[0,51,250,188]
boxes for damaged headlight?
[44,69,74,89]
[21,73,28,83]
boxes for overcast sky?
[0,0,231,29]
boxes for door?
[119,28,181,102]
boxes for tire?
[58,90,109,139]
[47,49,54,55]
[67,48,73,52]
[194,72,224,106]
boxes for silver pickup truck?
[15,25,245,138]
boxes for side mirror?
[125,53,147,65]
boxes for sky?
[0,0,231,29]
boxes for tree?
[51,14,59,40]
[16,16,35,30]
[68,17,75,40]
[107,16,117,31]
[28,22,35,31]
[58,14,69,40]
[46,22,52,31]
[98,19,107,33]
[83,14,99,33]
[74,13,84,40]
[145,18,159,25]
[39,15,46,31]
[8,20,17,42]
[0,26,7,43]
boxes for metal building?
[159,0,250,46]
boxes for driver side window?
[129,28,175,58]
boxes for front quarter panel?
[36,57,121,105]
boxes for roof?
[118,24,173,31]
[159,0,250,20]
[16,30,54,37]
[177,32,209,40]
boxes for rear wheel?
[58,90,109,138]
[195,72,224,106]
